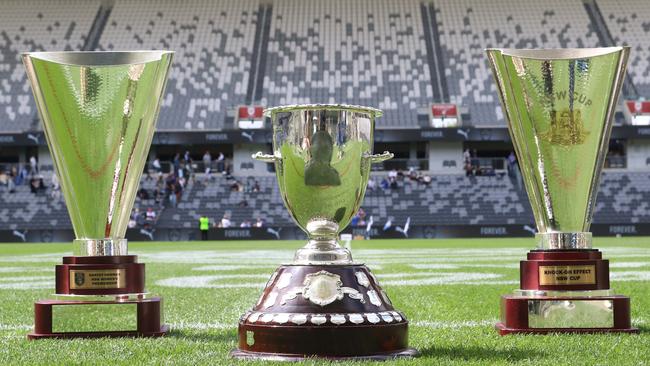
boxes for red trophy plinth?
[231,264,416,361]
[496,246,638,335]
[28,251,167,339]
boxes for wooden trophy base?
[497,249,638,335]
[29,255,167,340]
[232,264,418,360]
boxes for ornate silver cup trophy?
[232,104,417,360]
[23,51,173,339]
[487,47,637,334]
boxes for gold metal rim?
[486,46,628,60]
[263,104,383,118]
[21,51,174,66]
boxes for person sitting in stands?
[145,208,156,222]
[254,218,265,228]
[304,130,341,186]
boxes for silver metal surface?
[51,303,138,333]
[536,232,592,250]
[73,239,128,256]
[23,51,173,256]
[256,104,389,264]
[514,289,613,298]
[487,47,629,250]
[527,299,614,328]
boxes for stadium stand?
[262,0,433,128]
[433,0,600,126]
[0,0,99,132]
[98,0,259,130]
[597,0,650,97]
[8,170,650,231]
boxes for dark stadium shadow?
[166,328,234,343]
[418,345,546,362]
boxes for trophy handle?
[252,152,280,162]
[365,151,394,164]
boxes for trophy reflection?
[23,51,173,339]
[231,105,418,360]
[487,47,638,334]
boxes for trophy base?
[27,296,167,340]
[233,264,417,359]
[230,347,418,361]
[496,293,638,335]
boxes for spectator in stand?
[30,175,45,194]
[408,167,418,181]
[238,199,249,208]
[367,177,376,192]
[199,215,210,240]
[388,169,398,180]
[51,173,60,200]
[240,220,252,228]
[252,180,261,192]
[254,218,265,228]
[29,156,38,175]
[173,153,181,174]
[216,152,225,173]
[380,177,390,190]
[152,156,162,174]
[145,207,156,222]
[202,150,212,178]
[220,213,232,228]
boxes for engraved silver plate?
[302,271,344,306]
[248,312,261,323]
[291,314,307,325]
[391,311,403,322]
[365,313,380,324]
[274,313,290,324]
[381,290,393,306]
[367,290,382,307]
[263,292,278,309]
[311,314,327,325]
[260,313,275,323]
[379,312,394,323]
[349,314,364,324]
[330,314,346,325]
[276,273,293,289]
[527,299,614,328]
[280,291,298,305]
[355,272,370,287]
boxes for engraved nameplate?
[538,265,596,286]
[69,269,126,289]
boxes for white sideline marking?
[610,262,649,268]
[412,320,495,328]
[0,267,50,273]
[0,275,51,289]
[0,324,31,331]
[0,253,66,263]
[611,271,650,281]
[410,263,520,270]
[169,322,234,330]
[157,274,269,289]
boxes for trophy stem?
[73,238,128,256]
[535,232,592,250]
[293,238,353,264]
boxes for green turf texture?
[0,237,649,365]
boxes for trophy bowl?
[22,51,173,339]
[486,47,638,334]
[231,104,417,360]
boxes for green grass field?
[0,237,649,365]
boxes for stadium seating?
[597,0,650,96]
[98,0,259,131]
[0,0,99,132]
[6,170,650,230]
[262,0,433,128]
[434,0,599,126]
